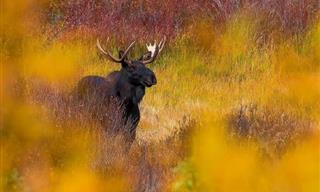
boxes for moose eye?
[128,65,136,71]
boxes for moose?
[75,37,166,145]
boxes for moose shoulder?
[75,38,166,144]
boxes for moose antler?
[143,36,166,64]
[97,39,135,63]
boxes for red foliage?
[44,0,319,42]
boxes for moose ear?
[118,50,130,67]
[118,50,125,58]
[139,51,152,61]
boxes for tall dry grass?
[1,1,319,192]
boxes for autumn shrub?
[43,0,319,43]
[228,103,315,158]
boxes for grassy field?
[1,1,319,191]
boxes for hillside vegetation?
[1,1,319,191]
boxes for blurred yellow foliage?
[192,112,319,192]
[54,168,127,192]
[22,41,84,83]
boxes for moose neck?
[116,69,145,105]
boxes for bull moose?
[75,37,166,145]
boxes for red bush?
[44,0,319,42]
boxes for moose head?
[96,37,166,88]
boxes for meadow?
[1,1,319,191]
